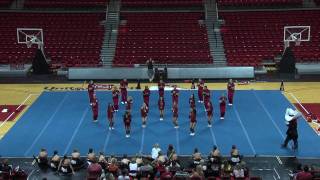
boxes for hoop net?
[26,40,32,48]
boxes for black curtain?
[32,49,49,74]
[279,47,296,73]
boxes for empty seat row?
[114,12,212,65]
[217,0,303,7]
[24,0,107,8]
[220,10,320,66]
[0,12,105,67]
[121,0,203,7]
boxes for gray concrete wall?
[68,66,254,80]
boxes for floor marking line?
[139,128,145,154]
[273,167,281,179]
[209,127,217,146]
[273,175,277,180]
[233,106,256,155]
[253,91,285,139]
[103,129,112,153]
[0,94,37,128]
[24,93,69,156]
[64,107,90,155]
[176,129,180,154]
[276,156,283,165]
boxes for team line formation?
[87,79,235,138]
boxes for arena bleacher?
[24,0,107,8]
[121,0,203,7]
[0,0,12,8]
[114,12,212,66]
[217,0,303,7]
[220,10,320,66]
[0,12,105,68]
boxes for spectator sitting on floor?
[118,169,130,180]
[129,157,138,178]
[168,153,181,171]
[232,163,245,179]
[71,149,83,170]
[50,150,60,171]
[152,143,161,160]
[58,155,75,176]
[295,165,313,180]
[230,145,241,165]
[209,145,221,164]
[120,154,130,170]
[87,156,102,180]
[166,144,176,161]
[221,160,233,177]
[34,148,49,169]
[192,148,203,167]
[108,157,119,178]
[98,152,107,169]
[206,147,221,178]
[0,159,13,178]
[87,148,96,166]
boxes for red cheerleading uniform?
[120,80,128,103]
[189,97,196,109]
[123,114,131,128]
[171,88,179,104]
[126,99,132,111]
[140,106,148,118]
[143,89,151,107]
[203,88,211,109]
[158,98,165,110]
[207,101,213,117]
[88,83,95,102]
[91,98,99,120]
[227,82,235,104]
[172,105,178,118]
[158,82,165,98]
[112,89,120,111]
[189,109,197,123]
[107,105,114,121]
[197,81,204,102]
[219,96,227,117]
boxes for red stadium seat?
[0,12,105,67]
[221,10,320,66]
[113,12,212,65]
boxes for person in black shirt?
[146,58,155,82]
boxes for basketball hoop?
[295,39,301,46]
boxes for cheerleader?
[107,103,115,130]
[123,111,132,138]
[125,96,133,113]
[172,102,179,128]
[206,101,213,127]
[197,79,204,103]
[158,79,165,98]
[189,107,197,136]
[219,94,227,120]
[158,96,165,121]
[112,86,120,111]
[90,95,98,122]
[141,103,149,128]
[189,94,196,109]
